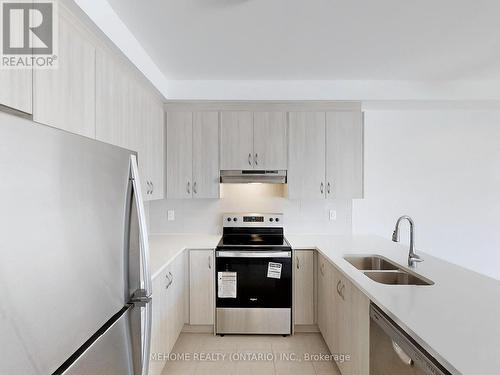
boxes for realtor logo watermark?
[1,0,58,69]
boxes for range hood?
[220,170,287,184]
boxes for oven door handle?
[216,251,291,258]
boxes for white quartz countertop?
[148,233,500,375]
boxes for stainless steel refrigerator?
[0,111,152,375]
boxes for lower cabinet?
[189,249,215,325]
[317,254,370,375]
[149,253,186,375]
[294,250,315,325]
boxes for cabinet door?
[150,271,167,375]
[317,254,332,347]
[294,250,314,325]
[166,112,193,199]
[344,276,369,375]
[96,51,133,149]
[193,112,220,199]
[0,14,32,114]
[288,112,326,199]
[147,98,165,201]
[33,11,95,137]
[326,111,363,200]
[220,111,253,170]
[253,112,287,169]
[189,250,214,325]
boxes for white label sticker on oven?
[267,262,282,279]
[218,272,237,298]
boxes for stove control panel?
[222,213,283,228]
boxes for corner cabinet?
[189,250,215,325]
[166,112,219,199]
[220,111,287,170]
[96,50,164,201]
[288,110,363,200]
[294,250,315,325]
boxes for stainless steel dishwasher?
[370,303,452,375]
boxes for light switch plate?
[329,210,337,221]
[167,210,175,221]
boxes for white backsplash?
[149,184,352,235]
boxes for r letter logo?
[1,0,58,69]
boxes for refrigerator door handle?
[130,154,152,297]
[130,155,153,375]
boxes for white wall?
[149,184,352,235]
[353,109,500,280]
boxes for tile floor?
[160,332,342,375]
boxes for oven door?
[215,250,292,308]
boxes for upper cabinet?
[0,70,32,115]
[33,9,96,138]
[220,111,253,169]
[96,50,164,201]
[253,112,287,169]
[288,112,326,200]
[0,10,32,114]
[326,111,363,199]
[288,110,363,200]
[166,111,219,199]
[220,111,287,170]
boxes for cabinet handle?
[165,272,173,289]
[327,182,331,195]
[193,182,197,195]
[336,280,342,295]
[254,153,258,166]
[187,181,191,194]
[248,153,252,166]
[320,182,324,194]
[146,181,150,195]
[320,262,324,276]
[208,255,212,269]
[296,256,300,269]
[340,283,345,300]
[151,181,154,194]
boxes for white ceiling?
[106,0,500,81]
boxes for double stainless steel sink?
[344,255,434,286]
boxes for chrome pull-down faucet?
[392,215,423,267]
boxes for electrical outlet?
[167,210,175,221]
[329,210,337,221]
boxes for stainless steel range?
[215,213,292,335]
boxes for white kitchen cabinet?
[147,100,165,200]
[288,112,326,199]
[33,10,95,138]
[331,266,369,375]
[294,250,315,325]
[149,253,186,375]
[189,250,215,325]
[220,111,287,170]
[166,112,219,199]
[0,12,32,114]
[193,112,220,198]
[253,112,287,169]
[166,111,193,199]
[96,51,133,149]
[326,111,363,199]
[317,254,335,352]
[0,70,32,115]
[220,111,254,170]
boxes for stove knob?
[233,217,238,222]
[275,218,280,222]
[269,218,274,222]
[226,217,231,222]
